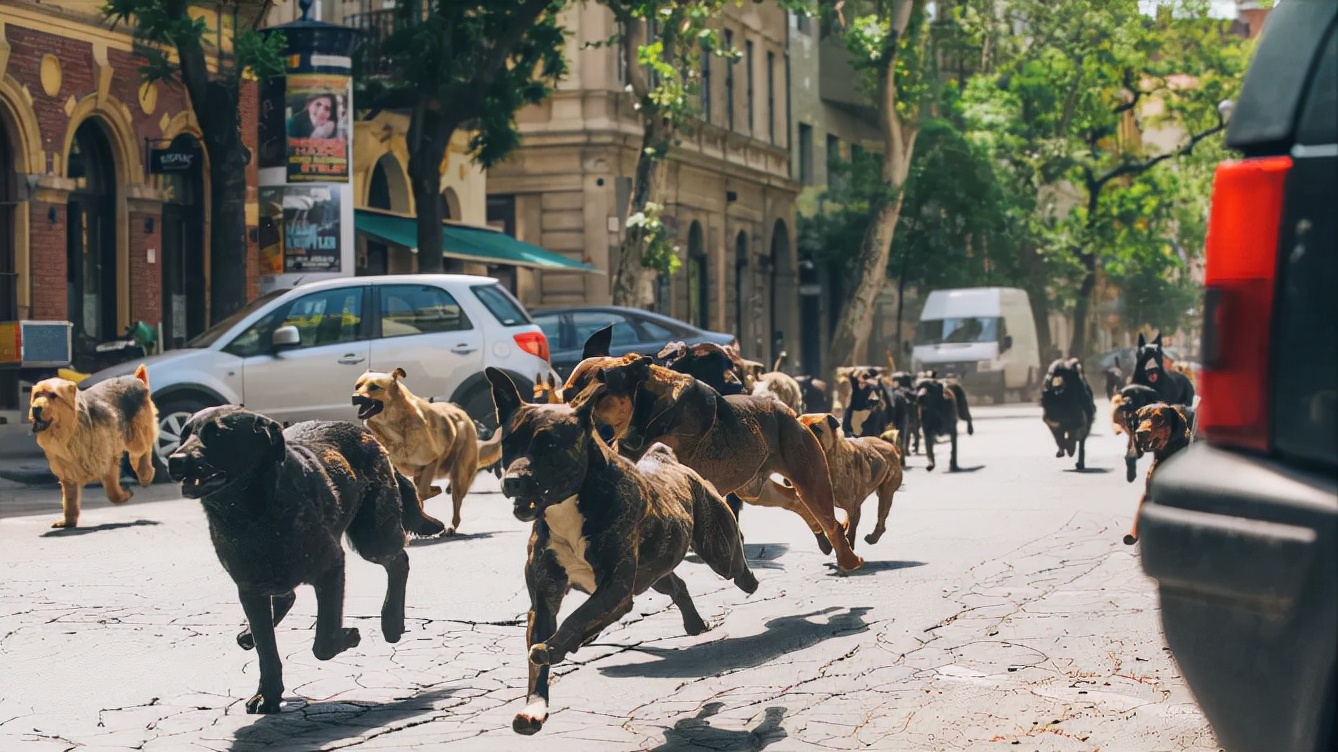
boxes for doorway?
[160,134,206,350]
[66,119,119,370]
[0,116,16,409]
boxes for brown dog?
[28,364,158,528]
[1124,403,1194,545]
[752,371,805,413]
[757,414,903,551]
[351,368,502,535]
[568,354,864,572]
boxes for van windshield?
[916,316,1001,345]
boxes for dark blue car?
[530,306,736,380]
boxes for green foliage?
[103,0,284,84]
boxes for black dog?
[1132,332,1195,406]
[843,371,912,466]
[167,406,424,714]
[1103,363,1125,400]
[1112,383,1164,482]
[487,368,756,735]
[794,375,831,415]
[913,377,974,472]
[1040,358,1097,470]
[888,371,921,455]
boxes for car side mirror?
[1001,335,1013,352]
[273,325,301,351]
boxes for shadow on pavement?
[40,519,161,537]
[227,687,461,752]
[946,465,986,473]
[598,606,872,680]
[409,530,499,547]
[1064,466,1113,474]
[823,559,926,577]
[651,702,787,751]
[686,543,790,571]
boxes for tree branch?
[1089,111,1225,192]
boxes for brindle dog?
[486,368,756,735]
[568,354,865,572]
[1112,384,1163,482]
[1124,403,1194,545]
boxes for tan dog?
[752,371,805,413]
[352,368,502,535]
[532,372,562,404]
[29,364,158,528]
[756,414,903,551]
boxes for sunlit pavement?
[0,401,1216,751]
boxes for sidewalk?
[0,422,56,486]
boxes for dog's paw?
[864,530,884,546]
[949,464,961,472]
[814,532,833,556]
[443,526,458,537]
[925,463,936,472]
[50,519,77,529]
[313,628,361,660]
[1123,533,1138,545]
[382,612,405,644]
[734,569,759,595]
[237,628,255,650]
[1055,449,1065,458]
[245,692,282,714]
[410,515,447,537]
[513,697,548,735]
[967,425,975,436]
[110,489,134,504]
[836,554,865,574]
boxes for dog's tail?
[947,382,974,435]
[476,429,502,474]
[397,471,446,537]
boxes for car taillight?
[1198,155,1291,453]
[514,331,550,362]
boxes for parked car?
[1139,3,1337,750]
[79,275,551,463]
[530,305,736,380]
[910,287,1041,403]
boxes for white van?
[911,287,1041,403]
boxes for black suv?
[1139,3,1337,751]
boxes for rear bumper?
[1141,443,1337,751]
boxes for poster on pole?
[259,185,343,274]
[285,72,350,182]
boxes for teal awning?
[354,208,601,273]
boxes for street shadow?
[598,606,871,680]
[686,543,790,571]
[651,702,788,752]
[1064,466,1112,474]
[40,519,161,537]
[946,465,986,473]
[409,530,499,547]
[823,559,926,577]
[226,687,460,752]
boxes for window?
[745,40,755,136]
[636,318,676,341]
[378,284,470,337]
[700,44,712,123]
[570,311,639,348]
[767,50,776,143]
[798,123,814,185]
[472,283,529,327]
[227,287,366,357]
[915,317,1002,345]
[532,314,562,347]
[616,22,628,86]
[724,30,735,131]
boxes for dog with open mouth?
[1040,358,1097,471]
[167,405,425,714]
[1132,332,1195,407]
[486,367,756,735]
[351,368,501,536]
[1124,402,1194,545]
[28,364,158,528]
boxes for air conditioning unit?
[0,320,74,368]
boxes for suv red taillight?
[1198,155,1292,453]
[514,331,550,362]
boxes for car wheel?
[461,386,498,439]
[155,397,213,474]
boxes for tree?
[356,0,567,274]
[103,0,286,322]
[821,0,931,372]
[603,0,734,307]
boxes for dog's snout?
[166,453,190,482]
[29,405,42,420]
[501,473,532,498]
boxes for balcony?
[345,7,400,79]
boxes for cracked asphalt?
[0,402,1217,751]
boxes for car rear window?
[471,284,531,327]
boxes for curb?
[0,465,58,486]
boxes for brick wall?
[28,201,64,321]
[128,210,161,325]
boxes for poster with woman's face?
[285,73,350,182]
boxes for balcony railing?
[346,8,399,79]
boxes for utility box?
[0,320,74,369]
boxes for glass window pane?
[379,285,471,337]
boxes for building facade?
[0,0,263,413]
[486,2,801,364]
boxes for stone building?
[486,2,801,364]
[0,0,263,412]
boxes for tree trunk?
[202,121,250,323]
[1069,256,1098,358]
[610,119,669,308]
[1027,284,1055,366]
[408,103,450,274]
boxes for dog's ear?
[253,415,286,464]
[546,373,557,389]
[55,380,79,404]
[656,341,686,362]
[534,372,544,388]
[581,325,614,360]
[486,367,523,425]
[1168,405,1189,436]
[1137,332,1146,348]
[392,367,407,381]
[825,414,839,433]
[1152,332,1163,348]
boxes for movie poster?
[259,186,342,274]
[286,72,350,182]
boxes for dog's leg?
[379,550,410,643]
[531,570,636,667]
[777,420,864,572]
[1076,433,1087,471]
[514,556,566,736]
[1124,433,1141,483]
[447,459,472,535]
[238,589,284,714]
[864,479,898,545]
[924,430,937,472]
[237,591,297,650]
[396,472,446,537]
[52,481,82,528]
[414,465,442,501]
[131,448,155,486]
[690,489,758,595]
[652,572,709,636]
[102,467,133,504]
[844,502,862,550]
[948,428,961,473]
[1125,460,1158,545]
[1047,423,1066,458]
[311,562,361,661]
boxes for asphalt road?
[0,401,1218,751]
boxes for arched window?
[66,118,120,367]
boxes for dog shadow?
[226,687,461,752]
[823,559,926,577]
[651,702,788,751]
[947,465,986,473]
[40,519,161,537]
[598,606,871,680]
[1064,466,1112,474]
[685,542,790,571]
[408,531,499,548]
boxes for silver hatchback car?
[80,274,553,462]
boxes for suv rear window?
[471,284,530,327]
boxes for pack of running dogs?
[24,325,1194,732]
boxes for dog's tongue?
[1148,372,1159,383]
